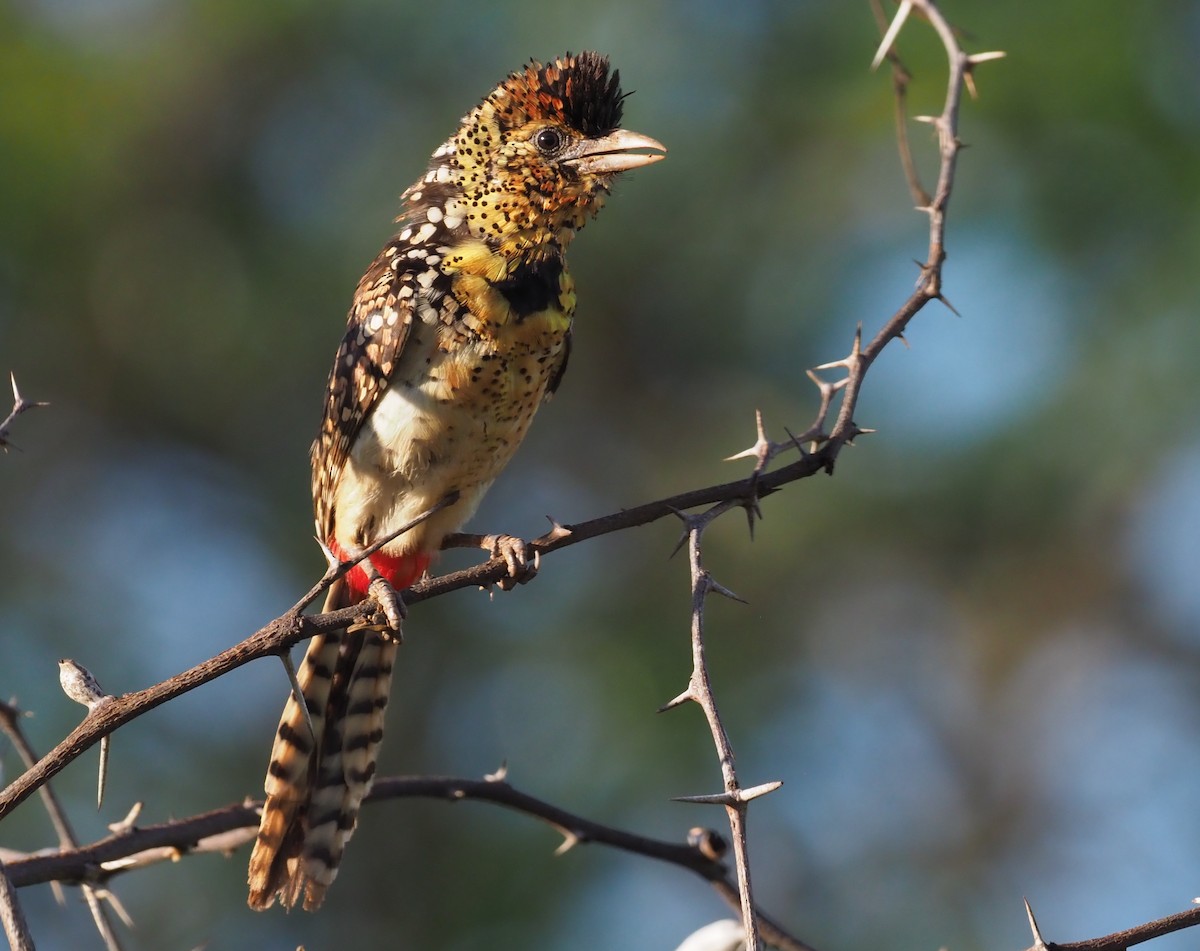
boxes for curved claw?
[348,575,406,641]
[487,534,539,591]
[373,577,407,630]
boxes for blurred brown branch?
[1,775,815,951]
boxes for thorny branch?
[0,2,1012,949]
[0,374,48,453]
[659,4,994,940]
[0,776,814,951]
[869,0,928,207]
[819,1,997,458]
[0,700,126,950]
[0,461,851,826]
[659,501,784,951]
[1021,896,1200,951]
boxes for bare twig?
[0,467,831,823]
[1,776,816,951]
[80,886,125,951]
[0,700,124,950]
[869,0,930,207]
[795,0,1003,474]
[660,502,782,951]
[0,858,33,951]
[0,374,48,453]
[0,702,77,850]
[1026,903,1200,951]
[0,496,464,822]
[668,4,994,945]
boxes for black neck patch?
[489,257,563,320]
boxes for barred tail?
[299,634,395,908]
[246,579,397,911]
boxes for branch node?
[738,780,783,802]
[94,886,135,929]
[538,516,574,544]
[966,49,1008,96]
[107,801,143,835]
[0,372,50,453]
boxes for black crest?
[542,51,625,137]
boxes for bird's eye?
[534,127,565,155]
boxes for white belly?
[331,383,487,555]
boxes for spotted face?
[403,52,665,257]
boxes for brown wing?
[310,244,420,540]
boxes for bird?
[246,50,665,912]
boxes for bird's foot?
[443,532,539,591]
[345,553,407,640]
[367,575,407,635]
[484,533,539,591]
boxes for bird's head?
[405,51,666,259]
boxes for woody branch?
[1,4,1001,951]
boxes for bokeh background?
[3,1,1200,949]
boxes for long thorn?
[871,0,913,70]
[278,652,315,743]
[97,736,109,809]
[658,688,694,713]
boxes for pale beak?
[563,129,667,175]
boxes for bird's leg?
[443,532,539,591]
[350,552,407,638]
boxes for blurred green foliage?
[3,1,1200,949]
